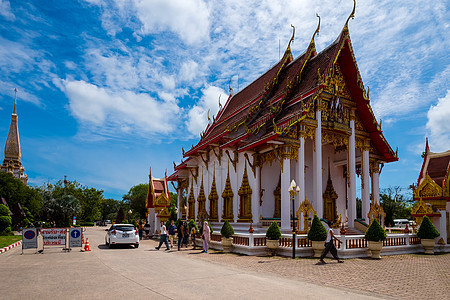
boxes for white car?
[105,224,139,248]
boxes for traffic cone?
[82,233,85,245]
[84,238,91,251]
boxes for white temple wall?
[260,162,281,218]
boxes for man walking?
[168,220,177,248]
[155,221,170,251]
[319,220,344,264]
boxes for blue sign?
[71,229,80,238]
[24,230,35,240]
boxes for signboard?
[69,227,82,248]
[41,228,67,246]
[22,228,37,250]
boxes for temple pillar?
[361,148,370,221]
[252,165,261,225]
[297,131,306,230]
[439,210,447,244]
[372,162,380,205]
[177,185,183,219]
[281,158,291,231]
[313,108,323,218]
[348,111,356,227]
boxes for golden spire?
[344,0,356,32]
[228,78,233,93]
[287,24,295,51]
[13,88,17,115]
[218,95,222,109]
[311,13,321,42]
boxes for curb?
[0,240,22,254]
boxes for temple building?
[146,169,171,235]
[412,139,450,244]
[169,3,398,234]
[1,89,28,185]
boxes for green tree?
[0,204,12,234]
[100,198,121,221]
[0,172,43,227]
[380,186,413,226]
[123,184,148,219]
[169,192,178,221]
[44,195,81,227]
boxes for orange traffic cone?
[84,238,91,251]
[82,233,85,245]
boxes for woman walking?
[182,222,189,248]
[202,221,210,253]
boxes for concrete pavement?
[1,226,448,299]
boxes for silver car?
[105,224,139,248]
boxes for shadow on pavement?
[97,244,137,250]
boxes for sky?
[0,0,449,200]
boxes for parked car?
[105,224,139,248]
[393,219,410,228]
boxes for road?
[0,226,387,300]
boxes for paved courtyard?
[0,226,448,300]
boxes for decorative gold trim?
[237,163,253,222]
[221,163,234,221]
[196,173,208,221]
[296,194,316,233]
[273,175,281,218]
[225,149,239,171]
[208,165,219,221]
[187,185,195,220]
[367,202,385,226]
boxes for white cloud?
[0,0,15,21]
[186,85,226,136]
[63,80,181,137]
[426,90,450,152]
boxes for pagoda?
[1,89,28,185]
[412,139,449,244]
[169,1,397,233]
[145,168,171,235]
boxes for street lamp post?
[288,180,300,259]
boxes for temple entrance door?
[324,198,337,222]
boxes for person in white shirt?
[319,220,344,264]
[155,221,170,251]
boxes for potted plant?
[266,221,281,255]
[307,215,327,257]
[365,219,386,259]
[220,220,234,253]
[417,215,440,254]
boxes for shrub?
[0,204,10,216]
[0,215,12,233]
[188,219,198,231]
[417,216,440,240]
[365,219,387,242]
[266,221,281,240]
[220,220,234,238]
[79,221,95,227]
[307,215,327,241]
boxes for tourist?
[182,222,189,247]
[319,220,344,264]
[168,220,177,248]
[201,221,210,253]
[177,222,184,251]
[138,220,144,240]
[143,222,150,239]
[155,221,170,251]
[191,224,197,249]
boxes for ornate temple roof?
[417,139,450,188]
[146,169,170,209]
[173,3,398,178]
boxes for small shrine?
[146,169,171,235]
[412,139,449,244]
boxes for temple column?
[372,162,380,205]
[252,164,261,225]
[348,110,356,227]
[313,106,323,218]
[361,147,370,221]
[177,184,183,219]
[297,130,306,230]
[439,210,447,245]
[281,157,291,231]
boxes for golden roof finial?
[207,109,211,122]
[287,24,295,51]
[13,88,17,115]
[218,95,222,108]
[312,13,321,42]
[344,0,356,31]
[228,78,233,93]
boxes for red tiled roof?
[428,156,450,186]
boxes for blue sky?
[0,0,449,200]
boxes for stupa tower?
[1,88,28,184]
